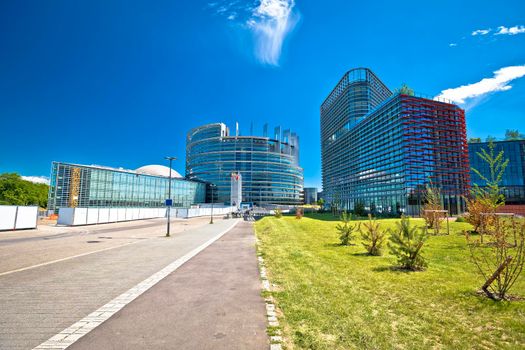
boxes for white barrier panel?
[0,206,18,230]
[57,208,75,225]
[131,208,139,220]
[98,208,109,223]
[117,208,126,222]
[125,208,133,221]
[14,206,38,230]
[73,208,88,226]
[87,208,99,225]
[109,208,119,222]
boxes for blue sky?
[1,0,524,188]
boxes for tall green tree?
[0,173,49,208]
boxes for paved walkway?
[0,219,267,349]
[69,221,267,350]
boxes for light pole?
[210,184,216,224]
[165,156,176,237]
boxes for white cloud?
[436,65,525,104]
[22,176,50,185]
[494,25,525,35]
[209,0,299,66]
[449,43,458,47]
[246,0,298,66]
[472,28,491,36]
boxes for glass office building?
[303,187,318,204]
[186,123,303,205]
[469,140,525,204]
[47,162,206,211]
[321,68,470,215]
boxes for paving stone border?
[257,254,283,350]
[33,220,240,350]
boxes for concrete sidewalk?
[69,221,268,350]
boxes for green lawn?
[255,214,525,350]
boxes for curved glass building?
[186,123,303,205]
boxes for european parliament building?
[321,68,470,215]
[186,123,303,205]
[47,162,206,211]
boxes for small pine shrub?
[296,207,304,219]
[455,216,466,223]
[274,208,282,218]
[360,214,386,256]
[388,216,428,270]
[337,211,360,246]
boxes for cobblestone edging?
[257,254,284,350]
[33,220,240,350]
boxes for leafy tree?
[466,142,508,236]
[360,214,386,256]
[353,202,366,217]
[486,136,496,142]
[505,129,525,141]
[331,191,341,216]
[0,173,48,208]
[468,137,482,143]
[471,142,508,212]
[422,184,443,234]
[337,211,360,246]
[274,208,282,218]
[317,198,325,207]
[397,83,415,96]
[388,216,428,270]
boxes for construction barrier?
[0,205,38,231]
[57,207,167,226]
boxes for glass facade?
[186,123,303,205]
[469,140,525,204]
[303,187,318,204]
[47,162,206,211]
[321,68,470,215]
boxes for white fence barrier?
[175,206,235,218]
[57,206,236,226]
[58,207,167,226]
[0,205,38,231]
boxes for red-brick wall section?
[499,205,525,217]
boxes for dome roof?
[135,165,182,178]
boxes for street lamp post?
[165,156,176,237]
[210,184,215,224]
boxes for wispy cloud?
[494,25,525,35]
[246,0,299,66]
[22,176,50,185]
[436,65,525,105]
[208,0,299,66]
[448,43,458,47]
[472,28,491,36]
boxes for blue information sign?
[165,199,173,206]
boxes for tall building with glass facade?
[303,187,318,204]
[469,140,525,204]
[47,162,206,211]
[186,123,303,205]
[321,68,470,215]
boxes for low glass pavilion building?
[186,123,303,205]
[47,162,206,211]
